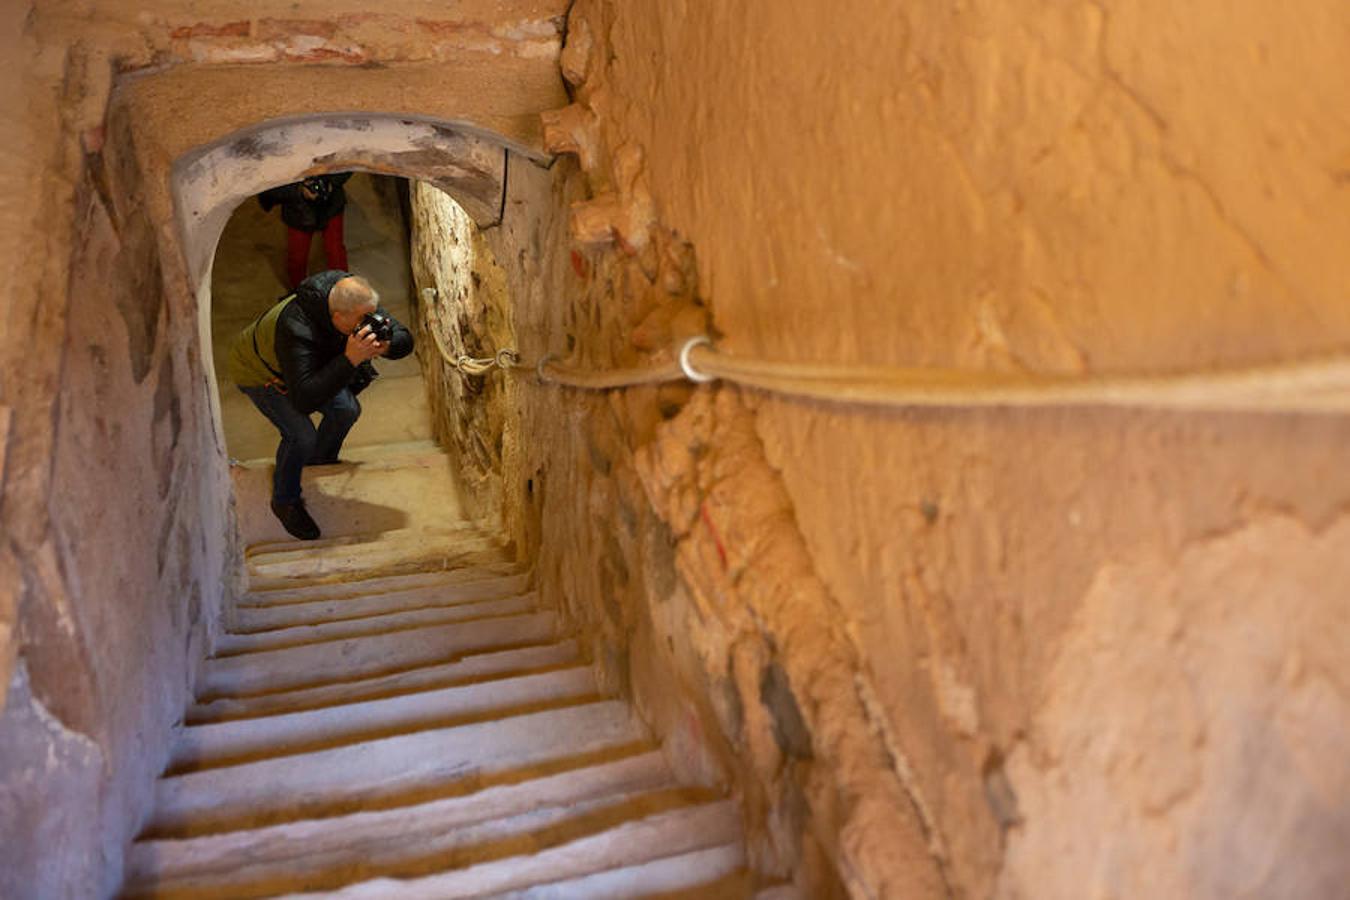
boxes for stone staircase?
[123,514,749,897]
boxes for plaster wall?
[411,135,905,894]
[0,55,233,900]
[0,4,568,896]
[443,2,1350,897]
[523,1,1350,895]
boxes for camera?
[302,176,334,201]
[360,310,394,343]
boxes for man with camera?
[226,270,413,540]
[259,173,352,289]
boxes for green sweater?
[226,296,292,388]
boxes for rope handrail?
[419,291,1350,413]
[692,345,1350,413]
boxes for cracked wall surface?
[480,1,1350,896]
[1001,513,1350,897]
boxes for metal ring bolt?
[679,336,716,383]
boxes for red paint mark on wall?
[81,127,106,155]
[282,46,367,63]
[416,19,480,36]
[701,502,728,569]
[570,250,589,280]
[686,709,703,743]
[257,18,338,39]
[170,21,250,39]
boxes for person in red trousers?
[259,173,353,289]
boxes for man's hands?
[345,325,389,366]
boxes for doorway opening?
[173,115,529,546]
[206,169,503,545]
[209,172,429,463]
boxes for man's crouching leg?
[312,387,361,466]
[240,384,322,541]
[271,413,321,541]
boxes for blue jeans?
[239,385,360,504]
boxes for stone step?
[197,611,558,700]
[131,439,748,898]
[233,571,531,629]
[170,665,598,773]
[276,800,744,899]
[239,564,525,607]
[146,700,649,839]
[125,753,681,899]
[245,534,511,589]
[311,439,440,467]
[188,641,581,724]
[216,593,540,656]
[245,520,481,558]
[229,443,467,548]
[245,523,490,563]
[340,438,440,457]
[484,844,749,898]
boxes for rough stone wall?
[437,2,1350,897]
[409,182,516,519]
[438,149,878,894]
[0,27,233,899]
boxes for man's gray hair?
[329,275,379,314]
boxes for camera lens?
[360,312,392,342]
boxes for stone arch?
[169,112,538,455]
[172,113,535,283]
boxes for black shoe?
[270,499,321,540]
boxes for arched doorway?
[170,113,533,455]
[171,113,536,544]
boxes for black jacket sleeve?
[275,319,356,414]
[380,307,414,361]
[259,183,305,212]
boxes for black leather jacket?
[259,173,351,232]
[275,270,414,413]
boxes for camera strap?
[251,293,294,391]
